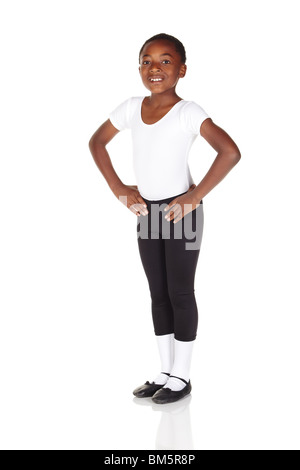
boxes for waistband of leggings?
[142,192,203,205]
[142,191,188,204]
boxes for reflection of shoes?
[133,381,165,398]
[152,377,192,404]
[133,397,153,406]
[151,394,192,412]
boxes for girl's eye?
[141,60,170,65]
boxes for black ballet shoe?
[133,372,170,398]
[151,375,192,404]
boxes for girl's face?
[139,40,186,95]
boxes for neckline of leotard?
[139,97,185,127]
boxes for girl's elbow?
[234,150,241,162]
[219,148,241,163]
[89,135,95,149]
[89,136,102,151]
[227,145,241,163]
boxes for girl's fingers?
[173,214,183,223]
[136,202,148,216]
[165,204,187,222]
[165,204,180,220]
[130,203,148,216]
[137,195,147,209]
[129,205,139,216]
[164,202,175,214]
[166,209,177,221]
[171,204,196,223]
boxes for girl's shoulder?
[112,96,143,115]
[179,99,210,135]
[180,99,207,111]
[127,96,144,112]
[122,96,144,107]
[109,96,143,131]
[123,96,144,120]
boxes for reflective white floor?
[0,370,299,450]
[133,395,194,450]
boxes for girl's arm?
[191,118,241,203]
[88,119,148,216]
[89,119,125,195]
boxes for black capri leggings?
[136,191,204,342]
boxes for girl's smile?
[149,76,164,83]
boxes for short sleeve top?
[109,96,210,200]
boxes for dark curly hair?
[139,33,186,64]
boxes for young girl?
[89,33,241,404]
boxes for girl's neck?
[146,91,182,108]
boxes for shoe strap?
[169,375,189,385]
[161,372,170,376]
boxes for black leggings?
[136,191,204,342]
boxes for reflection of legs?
[154,396,194,450]
[137,237,174,384]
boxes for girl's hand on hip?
[113,183,148,216]
[164,184,201,223]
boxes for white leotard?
[109,96,210,201]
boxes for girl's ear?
[179,64,187,78]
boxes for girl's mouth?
[149,77,164,83]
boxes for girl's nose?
[150,63,161,72]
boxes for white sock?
[153,333,174,384]
[164,339,195,391]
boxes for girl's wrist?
[111,180,125,194]
[191,188,203,205]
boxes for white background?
[0,0,299,450]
